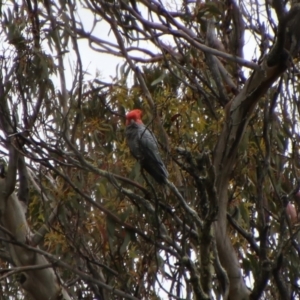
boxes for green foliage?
[0,0,300,299]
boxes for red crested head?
[126,109,144,126]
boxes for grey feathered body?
[125,122,168,184]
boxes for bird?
[125,109,168,184]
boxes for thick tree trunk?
[213,5,300,299]
[0,180,71,300]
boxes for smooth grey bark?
[0,64,71,300]
[0,165,72,299]
[213,5,300,300]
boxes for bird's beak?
[125,119,133,126]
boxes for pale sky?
[65,4,258,90]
